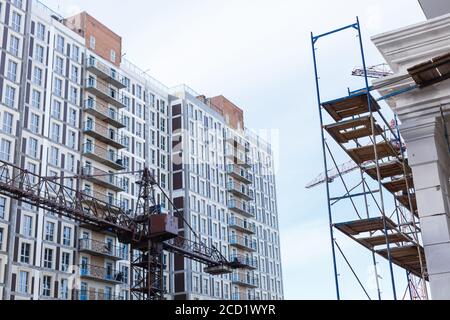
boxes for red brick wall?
[209,95,245,130]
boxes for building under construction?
[0,0,283,300]
[310,0,450,300]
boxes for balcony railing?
[78,238,127,260]
[229,217,255,234]
[226,134,250,153]
[231,292,256,301]
[86,57,126,89]
[82,142,125,170]
[228,199,255,218]
[79,264,127,284]
[229,254,258,270]
[229,235,257,252]
[82,165,124,192]
[83,121,126,149]
[231,273,259,288]
[84,99,125,129]
[85,77,126,109]
[227,182,253,201]
[73,289,125,301]
[227,164,252,185]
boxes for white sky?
[40,0,426,300]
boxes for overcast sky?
[40,0,426,300]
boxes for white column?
[401,117,450,299]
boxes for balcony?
[229,254,258,270]
[86,57,126,89]
[227,164,252,185]
[82,166,124,192]
[79,264,127,285]
[82,142,125,170]
[84,99,125,129]
[85,77,126,109]
[78,238,127,261]
[228,199,255,218]
[73,289,125,301]
[229,217,255,234]
[83,121,126,149]
[231,273,259,288]
[231,292,256,301]
[230,235,257,252]
[226,135,250,153]
[227,182,253,201]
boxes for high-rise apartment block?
[0,0,283,300]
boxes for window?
[20,242,30,263]
[51,123,60,142]
[12,0,23,9]
[54,77,63,97]
[89,36,95,49]
[52,100,61,119]
[63,226,71,246]
[45,221,55,242]
[0,197,5,219]
[35,44,44,63]
[61,252,70,272]
[43,248,53,269]
[55,56,64,75]
[7,60,18,82]
[33,67,43,86]
[136,142,142,158]
[56,35,65,53]
[66,154,75,172]
[42,275,51,297]
[22,215,32,236]
[68,108,77,127]
[60,279,68,299]
[136,85,142,99]
[5,85,16,108]
[71,45,79,61]
[0,227,3,250]
[9,35,19,56]
[2,112,13,134]
[110,49,116,63]
[69,86,77,104]
[30,113,40,134]
[18,271,29,294]
[31,89,41,109]
[28,137,38,158]
[11,11,21,32]
[0,139,11,161]
[36,22,45,41]
[49,147,59,166]
[71,65,78,83]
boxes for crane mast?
[0,160,233,300]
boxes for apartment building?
[0,0,283,300]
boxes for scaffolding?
[310,18,428,300]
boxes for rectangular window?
[11,11,21,32]
[66,154,75,172]
[51,123,60,143]
[54,77,63,97]
[42,275,51,297]
[5,85,16,108]
[63,226,71,246]
[0,227,3,250]
[60,279,68,299]
[30,113,40,134]
[2,112,13,134]
[71,65,78,83]
[43,248,53,269]
[69,86,77,104]
[61,252,70,272]
[69,108,77,127]
[52,100,61,119]
[89,36,95,49]
[7,60,18,82]
[0,197,6,219]
[18,271,29,293]
[71,45,79,61]
[56,35,65,53]
[28,137,38,158]
[35,44,44,63]
[22,215,32,237]
[55,56,64,75]
[31,89,41,109]
[33,67,43,86]
[20,242,30,263]
[49,147,59,166]
[0,139,11,162]
[9,35,19,56]
[36,22,45,41]
[45,221,55,242]
[110,49,116,63]
[12,0,23,9]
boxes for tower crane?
[0,160,239,300]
